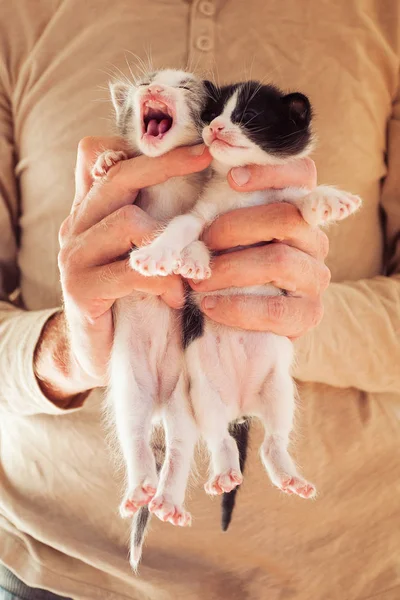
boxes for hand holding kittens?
[190,159,330,339]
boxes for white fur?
[131,86,362,502]
[95,70,207,570]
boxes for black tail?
[221,419,250,532]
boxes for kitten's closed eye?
[242,109,259,122]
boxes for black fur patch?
[221,419,250,531]
[181,290,205,349]
[203,80,312,158]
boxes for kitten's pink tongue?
[158,119,170,134]
[146,118,170,136]
[147,119,159,136]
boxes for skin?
[34,136,329,405]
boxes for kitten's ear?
[283,92,312,128]
[203,79,219,99]
[109,82,131,117]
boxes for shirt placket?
[187,0,217,72]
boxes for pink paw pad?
[119,484,157,518]
[149,495,192,527]
[280,477,316,499]
[205,469,243,496]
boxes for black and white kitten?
[131,80,361,527]
[93,69,208,569]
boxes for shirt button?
[196,35,213,52]
[199,1,215,16]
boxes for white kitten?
[93,69,208,569]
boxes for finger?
[73,205,159,267]
[228,157,317,192]
[83,260,185,309]
[73,144,211,235]
[73,136,133,209]
[200,294,323,337]
[202,203,329,261]
[190,243,330,296]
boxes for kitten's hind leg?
[195,389,242,495]
[257,361,316,499]
[110,318,159,517]
[149,374,197,527]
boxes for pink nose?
[148,83,164,94]
[209,121,225,133]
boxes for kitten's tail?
[221,419,250,532]
[130,506,151,571]
[129,439,165,571]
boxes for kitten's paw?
[301,187,362,227]
[204,469,243,495]
[92,150,128,179]
[129,245,181,276]
[119,481,157,518]
[278,476,316,499]
[174,240,211,280]
[149,495,192,527]
[174,258,211,280]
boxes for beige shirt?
[0,1,399,598]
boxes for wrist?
[33,310,92,407]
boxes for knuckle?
[118,203,141,223]
[58,240,83,273]
[77,136,98,158]
[270,243,290,266]
[58,216,71,245]
[267,296,286,322]
[320,264,331,290]
[310,300,324,328]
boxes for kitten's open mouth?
[142,100,174,138]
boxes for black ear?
[203,79,219,99]
[282,92,312,128]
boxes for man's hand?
[34,136,211,404]
[191,159,330,339]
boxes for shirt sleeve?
[294,79,400,395]
[0,39,83,417]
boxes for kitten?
[130,80,361,528]
[93,69,208,569]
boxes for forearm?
[293,275,400,394]
[0,303,87,415]
[33,310,92,408]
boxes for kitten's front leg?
[298,185,362,227]
[174,240,211,280]
[130,213,205,277]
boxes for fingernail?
[203,296,217,310]
[189,144,206,156]
[231,167,250,186]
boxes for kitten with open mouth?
[92,69,208,570]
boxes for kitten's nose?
[148,83,164,94]
[209,120,225,133]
